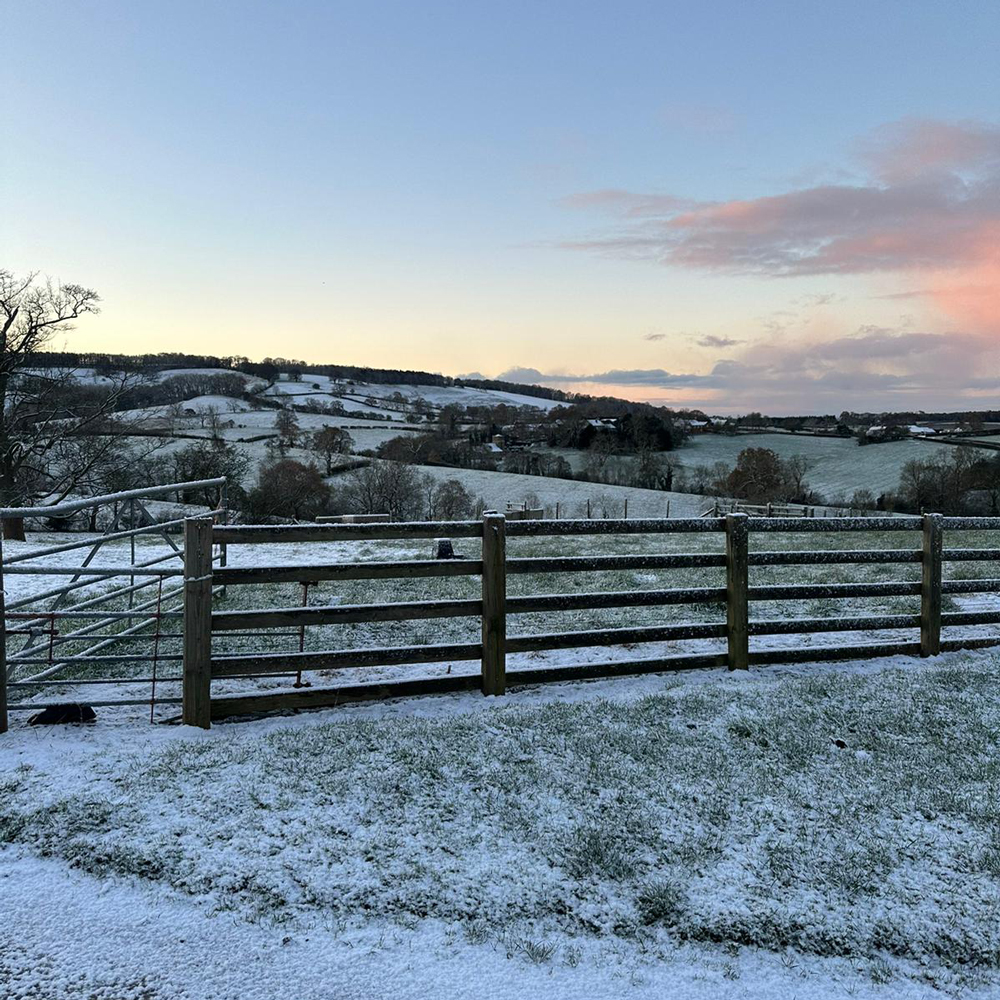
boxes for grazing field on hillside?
[404,465,705,517]
[676,433,965,500]
[3,652,1000,997]
[264,373,565,412]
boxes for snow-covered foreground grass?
[3,652,1000,998]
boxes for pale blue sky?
[6,1,999,412]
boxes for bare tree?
[0,270,142,539]
[166,401,186,432]
[310,425,354,474]
[202,406,227,448]
[785,454,812,499]
[430,478,474,520]
[336,460,428,520]
[245,459,331,522]
[273,408,300,453]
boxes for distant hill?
[27,351,578,405]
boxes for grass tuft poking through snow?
[3,656,1000,991]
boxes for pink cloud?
[558,119,1000,334]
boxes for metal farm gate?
[0,478,227,731]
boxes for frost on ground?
[3,652,1000,998]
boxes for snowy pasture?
[3,651,1000,998]
[676,433,974,501]
[391,464,708,518]
[265,373,566,413]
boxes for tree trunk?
[0,460,25,540]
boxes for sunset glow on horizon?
[6,1,998,414]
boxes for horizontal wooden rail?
[214,559,483,584]
[942,610,1000,626]
[212,641,482,676]
[749,581,922,600]
[941,578,1000,593]
[507,588,727,613]
[749,614,921,634]
[940,636,1000,651]
[506,622,727,653]
[209,675,484,717]
[749,640,921,663]
[749,549,921,566]
[214,521,484,544]
[748,517,921,532]
[212,599,482,630]
[207,654,732,719]
[504,517,725,536]
[942,548,1000,561]
[206,636,1000,722]
[507,553,726,574]
[940,517,1000,530]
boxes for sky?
[5,1,999,415]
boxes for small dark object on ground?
[27,704,97,726]
[434,538,456,559]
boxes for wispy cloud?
[557,118,1000,335]
[794,292,843,307]
[555,189,696,217]
[643,332,667,342]
[695,334,743,348]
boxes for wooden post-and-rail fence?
[180,511,1000,728]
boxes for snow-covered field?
[3,650,1000,998]
[676,433,974,501]
[400,465,709,517]
[265,373,566,413]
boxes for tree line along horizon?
[4,269,999,539]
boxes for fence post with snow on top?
[725,512,749,671]
[920,513,943,657]
[481,512,506,695]
[182,516,214,728]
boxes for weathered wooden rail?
[177,512,1000,727]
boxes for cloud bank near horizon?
[493,322,999,414]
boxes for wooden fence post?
[481,512,506,695]
[725,513,749,671]
[921,512,942,657]
[1,528,7,734]
[218,480,228,600]
[182,516,214,728]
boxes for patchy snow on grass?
[675,433,986,501]
[3,651,1000,998]
[265,375,566,413]
[401,465,709,517]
